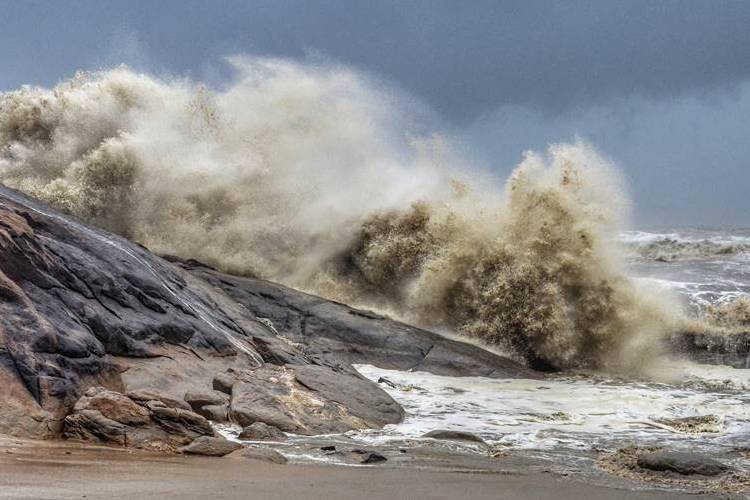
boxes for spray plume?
[0,58,682,371]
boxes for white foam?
[353,364,750,452]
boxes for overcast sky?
[1,0,748,227]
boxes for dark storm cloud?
[2,0,750,120]
[0,0,748,226]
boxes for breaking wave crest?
[0,59,684,371]
[622,231,750,262]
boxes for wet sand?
[0,437,718,500]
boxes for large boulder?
[229,364,402,434]
[0,185,537,442]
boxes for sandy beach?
[0,437,720,500]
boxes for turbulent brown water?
[0,59,697,372]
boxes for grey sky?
[1,0,748,227]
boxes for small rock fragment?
[350,449,387,464]
[423,430,485,443]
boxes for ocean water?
[622,228,750,311]
[219,228,750,472]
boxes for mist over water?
[0,58,706,372]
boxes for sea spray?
[316,144,682,370]
[0,59,682,371]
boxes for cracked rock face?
[63,387,214,451]
[0,185,536,442]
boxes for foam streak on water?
[353,364,750,454]
[622,228,750,314]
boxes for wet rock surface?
[182,262,539,380]
[226,364,401,435]
[351,449,387,464]
[636,451,728,476]
[0,185,535,444]
[599,446,749,495]
[423,430,486,444]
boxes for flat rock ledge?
[180,436,242,457]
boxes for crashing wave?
[0,60,683,372]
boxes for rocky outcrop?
[178,262,538,379]
[0,184,536,442]
[63,387,214,451]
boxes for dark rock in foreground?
[423,430,486,444]
[350,449,387,464]
[0,184,536,442]
[637,451,728,476]
[180,436,242,456]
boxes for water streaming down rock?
[0,59,716,372]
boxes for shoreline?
[0,436,722,500]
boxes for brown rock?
[238,422,286,441]
[423,430,485,443]
[126,389,192,411]
[228,446,288,464]
[75,388,150,426]
[184,390,229,412]
[63,389,214,451]
[197,404,229,422]
[180,436,242,456]
[63,409,127,445]
[212,373,236,395]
